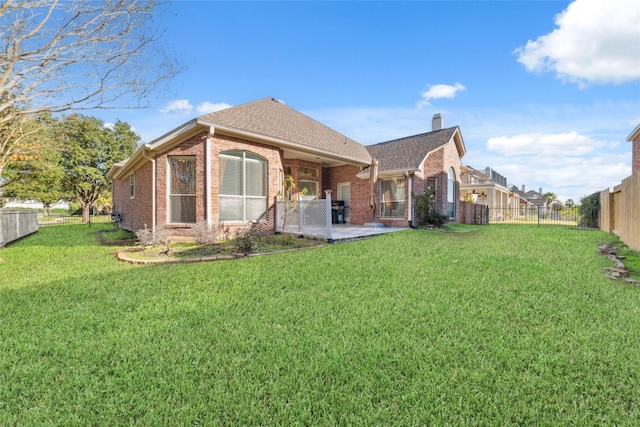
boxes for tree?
[579,192,600,228]
[2,147,68,216]
[0,0,179,178]
[0,112,69,214]
[59,114,138,223]
[542,192,557,213]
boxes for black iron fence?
[38,213,113,226]
[479,205,600,228]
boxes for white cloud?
[417,83,466,108]
[514,0,640,85]
[160,99,193,116]
[103,122,115,131]
[196,102,232,115]
[486,131,608,156]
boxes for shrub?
[579,192,600,228]
[190,221,220,245]
[135,225,171,247]
[234,224,261,253]
[414,189,448,228]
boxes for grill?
[331,200,346,224]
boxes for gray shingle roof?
[366,127,459,173]
[198,98,371,164]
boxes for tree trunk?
[82,202,90,223]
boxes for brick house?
[628,123,640,173]
[107,98,466,234]
[362,114,466,227]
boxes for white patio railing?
[275,191,333,241]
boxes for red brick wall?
[112,162,153,232]
[112,130,285,236]
[418,140,462,221]
[633,133,640,173]
[283,159,323,199]
[325,164,371,225]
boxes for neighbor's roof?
[365,127,465,174]
[198,98,371,164]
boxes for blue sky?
[100,0,640,203]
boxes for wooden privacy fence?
[0,209,39,248]
[601,171,640,251]
[459,201,489,225]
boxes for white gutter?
[206,127,215,227]
[197,120,371,166]
[142,145,156,232]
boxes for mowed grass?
[1,224,639,425]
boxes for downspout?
[142,145,156,232]
[206,126,215,227]
[407,172,413,228]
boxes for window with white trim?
[169,156,196,223]
[380,177,405,218]
[299,180,318,200]
[447,168,456,218]
[219,150,267,221]
[299,166,318,178]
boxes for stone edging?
[116,243,324,265]
[598,243,640,287]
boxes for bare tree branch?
[0,0,180,177]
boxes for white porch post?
[324,190,333,243]
[297,194,302,235]
[206,126,215,228]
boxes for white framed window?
[380,177,405,218]
[300,180,318,200]
[169,156,196,223]
[299,166,318,178]
[447,168,456,219]
[129,174,135,198]
[219,150,267,222]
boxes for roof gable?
[366,127,463,173]
[198,98,371,164]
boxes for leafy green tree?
[2,149,68,216]
[1,113,69,215]
[542,191,558,213]
[579,192,600,228]
[59,115,138,223]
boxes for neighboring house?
[363,114,466,226]
[459,166,521,219]
[511,185,532,210]
[628,123,640,173]
[107,98,467,235]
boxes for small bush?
[234,224,261,253]
[135,225,171,247]
[190,221,220,245]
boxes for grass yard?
[1,224,639,425]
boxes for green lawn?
[1,224,639,425]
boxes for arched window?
[219,150,267,221]
[447,168,456,219]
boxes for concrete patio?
[280,223,407,243]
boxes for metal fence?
[38,213,113,226]
[482,206,599,228]
[0,209,39,247]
